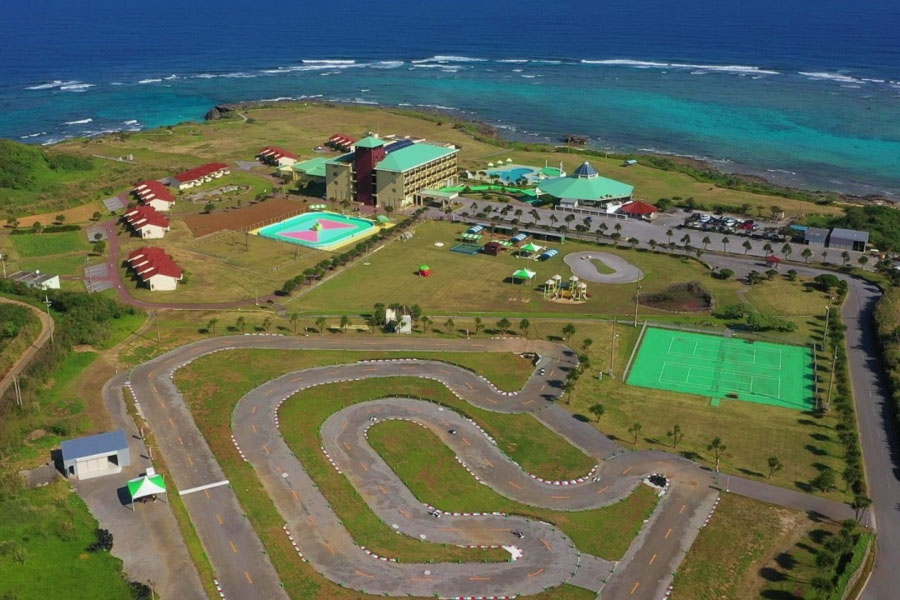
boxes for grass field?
[294,220,743,316]
[368,419,658,559]
[188,227,325,274]
[0,303,41,379]
[673,493,868,600]
[0,481,132,600]
[627,328,815,410]
[10,230,87,257]
[174,351,614,599]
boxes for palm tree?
[206,318,218,336]
[742,240,752,255]
[563,378,576,404]
[666,229,674,249]
[680,234,691,254]
[708,437,726,472]
[581,338,593,353]
[315,316,326,334]
[629,237,639,250]
[762,242,773,256]
[445,317,455,335]
[628,422,643,445]
[611,232,622,247]
[802,247,813,264]
[262,317,272,333]
[781,243,793,259]
[235,316,246,334]
[562,323,576,341]
[339,315,350,333]
[767,456,783,479]
[649,239,658,253]
[702,236,711,251]
[599,222,608,238]
[474,317,483,336]
[289,312,299,333]
[589,403,605,421]
[858,255,868,267]
[667,424,683,448]
[497,317,511,334]
[614,222,622,234]
[851,495,872,523]
[519,318,530,338]
[722,236,730,253]
[421,315,432,333]
[841,251,850,265]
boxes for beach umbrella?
[506,158,513,163]
[487,162,495,167]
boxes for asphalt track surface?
[563,252,644,284]
[115,335,858,599]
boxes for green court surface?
[627,328,815,410]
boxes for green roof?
[292,157,329,178]
[376,143,458,173]
[325,152,356,166]
[540,167,562,177]
[356,136,385,149]
[537,173,633,202]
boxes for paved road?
[564,252,644,284]
[113,334,856,599]
[0,296,54,398]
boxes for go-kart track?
[111,336,855,600]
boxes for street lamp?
[44,295,54,344]
[633,283,642,327]
[823,305,831,350]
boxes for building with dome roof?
[537,161,634,211]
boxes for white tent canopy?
[127,467,168,511]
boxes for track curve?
[564,251,644,284]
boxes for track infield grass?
[627,327,815,410]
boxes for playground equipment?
[418,264,432,277]
[543,273,588,301]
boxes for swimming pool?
[257,211,377,251]
[487,165,537,184]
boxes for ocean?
[2,0,899,197]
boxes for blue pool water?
[257,212,376,251]
[487,167,537,184]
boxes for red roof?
[125,205,170,229]
[173,162,229,184]
[259,146,298,161]
[621,201,659,216]
[126,247,183,280]
[766,255,782,263]
[133,180,175,203]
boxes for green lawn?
[591,259,616,275]
[294,220,742,316]
[368,419,658,559]
[0,481,132,600]
[0,303,41,378]
[673,493,870,600]
[10,230,87,257]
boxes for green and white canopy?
[127,470,167,510]
[520,242,544,253]
[512,268,537,281]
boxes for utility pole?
[155,311,161,343]
[825,352,838,411]
[0,251,6,278]
[609,317,617,377]
[13,375,22,407]
[822,305,831,350]
[43,295,54,344]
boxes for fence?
[643,319,812,348]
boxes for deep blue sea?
[2,0,899,197]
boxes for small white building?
[133,180,176,212]
[172,162,230,190]
[61,430,131,481]
[124,205,171,239]
[8,269,60,290]
[127,247,183,291]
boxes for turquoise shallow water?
[258,212,375,251]
[2,0,898,197]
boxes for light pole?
[0,251,6,278]
[43,295,54,344]
[823,305,831,350]
[609,318,619,378]
[633,283,642,327]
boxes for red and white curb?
[359,546,398,562]
[701,494,720,528]
[282,524,306,561]
[213,578,226,599]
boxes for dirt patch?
[181,197,308,237]
[640,281,713,312]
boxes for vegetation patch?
[639,281,712,312]
[0,303,41,377]
[10,229,87,258]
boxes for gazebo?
[127,468,167,511]
[765,255,782,268]
[419,264,432,277]
[512,268,537,284]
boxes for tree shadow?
[680,450,701,461]
[808,528,832,545]
[810,432,831,442]
[760,590,802,600]
[805,444,827,457]
[759,567,788,583]
[774,552,798,571]
[738,467,765,478]
[572,413,590,423]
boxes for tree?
[55,214,65,224]
[767,456,783,479]
[589,403,605,421]
[770,205,783,219]
[707,437,726,471]
[802,247,813,263]
[851,495,872,522]
[581,338,593,353]
[92,240,106,255]
[445,317,455,335]
[628,422,643,445]
[716,268,735,280]
[474,317,483,336]
[92,211,102,221]
[746,270,764,285]
[561,323,576,341]
[666,229,674,249]
[667,424,683,448]
[32,221,42,233]
[421,315,432,333]
[339,315,350,333]
[629,237,639,250]
[841,250,850,265]
[518,318,530,338]
[262,317,272,332]
[315,316,326,334]
[610,232,621,247]
[206,318,218,336]
[235,316,246,333]
[289,312,299,333]
[786,269,798,282]
[814,549,836,570]
[766,269,779,281]
[497,317,511,334]
[762,242,774,256]
[203,202,215,214]
[782,243,793,258]
[680,234,691,252]
[811,468,836,492]
[858,255,868,267]
[649,239,658,253]
[88,528,114,553]
[702,236,711,251]
[721,236,730,253]
[743,240,752,255]
[562,378,576,404]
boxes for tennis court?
[627,327,815,410]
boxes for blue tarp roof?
[61,430,128,461]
